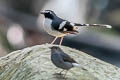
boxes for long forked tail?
[74,23,112,29]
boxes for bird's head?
[49,46,63,53]
[40,10,56,19]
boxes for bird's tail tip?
[72,63,81,67]
[72,63,88,71]
[105,25,112,29]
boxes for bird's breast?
[43,18,66,37]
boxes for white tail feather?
[72,63,87,71]
[72,63,81,67]
[105,25,112,29]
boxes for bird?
[50,46,80,78]
[40,10,112,45]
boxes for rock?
[0,44,120,80]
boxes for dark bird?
[50,46,80,77]
[40,10,112,45]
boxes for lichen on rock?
[0,44,120,80]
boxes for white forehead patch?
[59,21,67,29]
[43,10,52,14]
[45,11,50,13]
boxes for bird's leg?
[51,37,58,44]
[59,37,64,45]
[54,69,64,75]
[63,70,68,78]
[59,69,64,75]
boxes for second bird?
[50,46,80,78]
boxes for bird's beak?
[40,11,46,14]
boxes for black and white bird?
[40,10,112,45]
[50,46,80,77]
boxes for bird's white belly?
[43,18,66,37]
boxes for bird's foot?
[53,73,64,75]
[53,73,67,80]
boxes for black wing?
[61,52,77,63]
[52,19,78,34]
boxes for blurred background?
[0,0,120,67]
